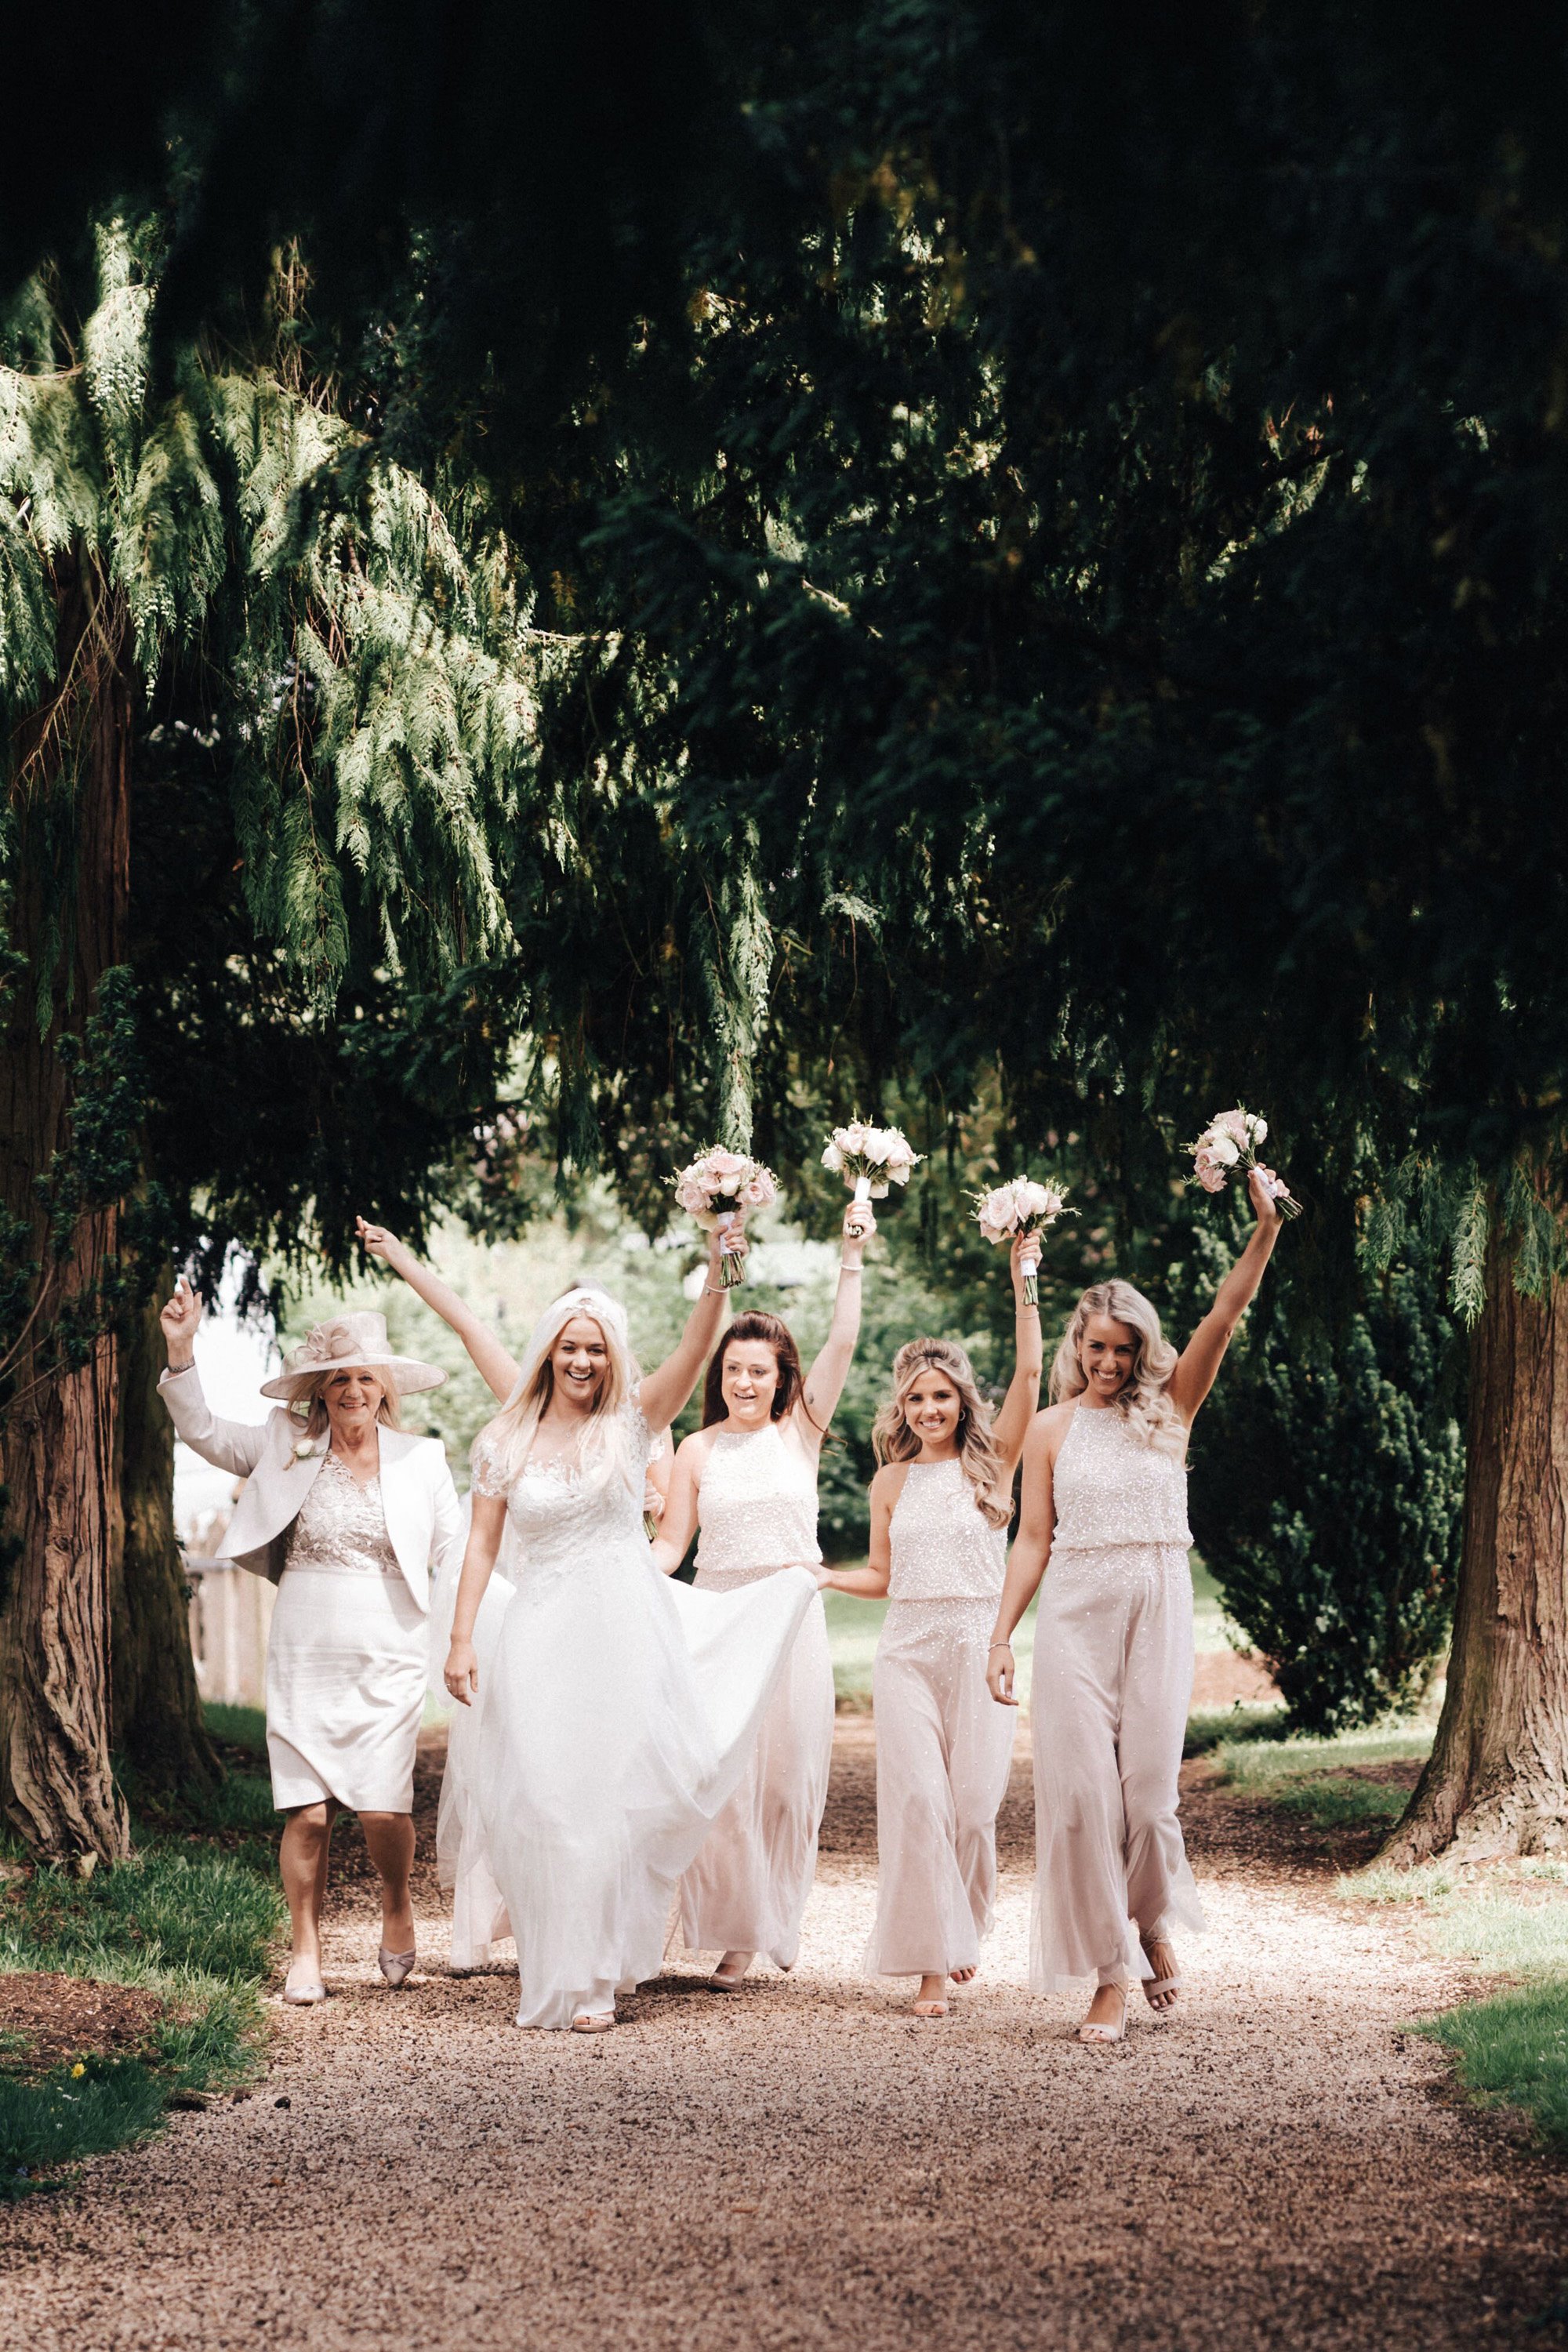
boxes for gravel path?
[3,1726,1566,2350]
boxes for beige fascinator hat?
[260,1311,447,1402]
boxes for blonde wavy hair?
[474,1285,642,1496]
[1050,1279,1185,1456]
[292,1370,403,1440]
[872,1338,1011,1530]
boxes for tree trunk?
[0,557,132,1864]
[1383,1226,1568,1863]
[111,1272,219,1793]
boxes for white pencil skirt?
[265,1567,428,1813]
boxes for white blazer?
[160,1363,463,1614]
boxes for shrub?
[1171,1232,1464,1734]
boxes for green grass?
[1419,1981,1568,2154]
[1323,1780,1568,2156]
[0,2058,171,2180]
[201,1702,267,1756]
[1210,1720,1432,1788]
[0,1703,286,2196]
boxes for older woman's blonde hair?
[291,1368,404,1440]
[872,1337,1011,1529]
[1050,1279,1184,1455]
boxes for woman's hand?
[841,1200,877,1262]
[1010,1229,1040,1292]
[986,1641,1018,1707]
[160,1276,203,1370]
[1247,1164,1285,1227]
[356,1216,417,1274]
[707,1222,749,1287]
[444,1638,479,1707]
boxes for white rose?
[822,1142,845,1173]
[1210,1133,1240,1167]
[1250,1116,1268,1143]
[861,1127,890,1162]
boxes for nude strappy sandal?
[1075,1987,1131,2045]
[1139,1936,1182,2011]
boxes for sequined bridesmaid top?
[887,1458,1007,1601]
[285,1450,402,1577]
[1051,1404,1192,1551]
[695,1424,822,1592]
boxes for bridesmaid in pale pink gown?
[987,1164,1284,2043]
[821,1232,1041,2016]
[651,1202,873,1990]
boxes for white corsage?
[292,1438,323,1462]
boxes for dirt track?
[2,1725,1566,2351]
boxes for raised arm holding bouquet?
[1189,1108,1301,1218]
[672,1148,779,1288]
[821,1120,922,1207]
[972,1176,1072,1307]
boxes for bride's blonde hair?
[1050,1280,1185,1455]
[872,1338,1011,1529]
[474,1284,643,1495]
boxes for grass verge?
[0,1705,284,2198]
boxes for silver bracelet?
[703,1284,728,1297]
[839,1262,863,1275]
[987,1641,1013,1651]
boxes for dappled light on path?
[2,1730,1564,2350]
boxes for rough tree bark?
[111,1272,218,1792]
[0,557,132,1863]
[1384,1227,1568,1863]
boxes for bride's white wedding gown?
[435,1397,816,2027]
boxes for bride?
[377,1225,816,2033]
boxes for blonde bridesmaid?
[650,1203,873,1990]
[822,1232,1041,2015]
[987,1164,1283,2042]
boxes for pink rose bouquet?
[821,1120,922,1205]
[671,1147,779,1287]
[971,1176,1072,1306]
[1188,1107,1301,1218]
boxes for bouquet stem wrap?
[715,1207,746,1289]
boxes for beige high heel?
[710,1950,753,1991]
[571,2009,616,2034]
[1139,1935,1182,2012]
[377,1945,416,1988]
[1076,1986,1131,2045]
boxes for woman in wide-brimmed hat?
[159,1283,462,2005]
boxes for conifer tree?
[0,224,543,1860]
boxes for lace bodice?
[695,1423,821,1592]
[1051,1404,1192,1550]
[471,1397,651,1581]
[887,1458,1007,1601]
[285,1451,401,1578]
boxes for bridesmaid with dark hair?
[650,1203,873,1990]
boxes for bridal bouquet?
[821,1120,922,1205]
[1189,1108,1301,1219]
[671,1148,779,1287]
[971,1177,1072,1307]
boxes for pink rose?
[1195,1150,1228,1194]
[742,1172,775,1208]
[1214,1109,1250,1145]
[840,1121,869,1155]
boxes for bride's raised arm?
[355,1218,519,1402]
[637,1227,739,1435]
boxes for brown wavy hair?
[871,1337,1010,1529]
[702,1312,822,1434]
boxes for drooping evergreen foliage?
[1168,1226,1466,1733]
